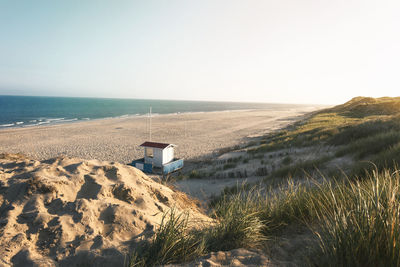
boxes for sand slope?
[0,154,207,267]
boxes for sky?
[0,0,399,105]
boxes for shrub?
[335,130,400,159]
[223,162,236,170]
[255,166,268,176]
[350,143,400,177]
[268,156,332,179]
[227,156,242,163]
[282,156,293,165]
[188,170,204,179]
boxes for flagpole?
[149,107,152,141]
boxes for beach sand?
[0,154,209,266]
[0,107,321,164]
[0,106,325,266]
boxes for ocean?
[0,95,305,128]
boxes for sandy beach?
[0,106,325,266]
[0,107,322,163]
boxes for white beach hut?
[140,141,176,168]
[130,141,184,174]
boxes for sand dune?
[0,154,208,266]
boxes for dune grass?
[259,97,400,150]
[335,130,400,159]
[131,168,400,266]
[130,188,265,266]
[267,155,332,179]
[129,209,205,267]
[205,188,266,251]
[237,169,400,266]
[131,97,400,265]
[311,169,400,266]
[262,169,400,266]
[249,97,400,180]
[349,143,400,177]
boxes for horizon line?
[0,93,334,106]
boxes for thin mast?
[149,106,152,141]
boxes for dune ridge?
[0,153,208,266]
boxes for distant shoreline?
[0,95,323,130]
[0,107,323,163]
[0,108,259,130]
[0,105,326,131]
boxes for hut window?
[146,148,154,158]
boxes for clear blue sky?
[0,0,399,104]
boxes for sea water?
[0,95,305,128]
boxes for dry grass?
[131,97,400,266]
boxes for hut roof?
[140,141,176,149]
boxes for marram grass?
[130,168,400,266]
[205,187,266,251]
[311,169,400,267]
[130,189,266,266]
[129,209,205,267]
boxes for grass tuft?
[130,188,266,266]
[131,167,400,266]
[311,169,400,266]
[267,156,332,179]
[206,187,266,251]
[130,209,205,266]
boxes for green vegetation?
[282,155,293,165]
[312,169,400,266]
[223,162,237,170]
[335,130,400,159]
[130,188,265,266]
[252,97,400,178]
[131,97,400,266]
[132,168,400,266]
[188,170,206,179]
[130,210,204,267]
[205,189,265,251]
[226,156,243,163]
[269,156,332,179]
[262,97,400,147]
[255,166,269,176]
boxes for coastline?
[0,95,322,130]
[0,104,323,130]
[0,106,324,163]
[0,108,259,130]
